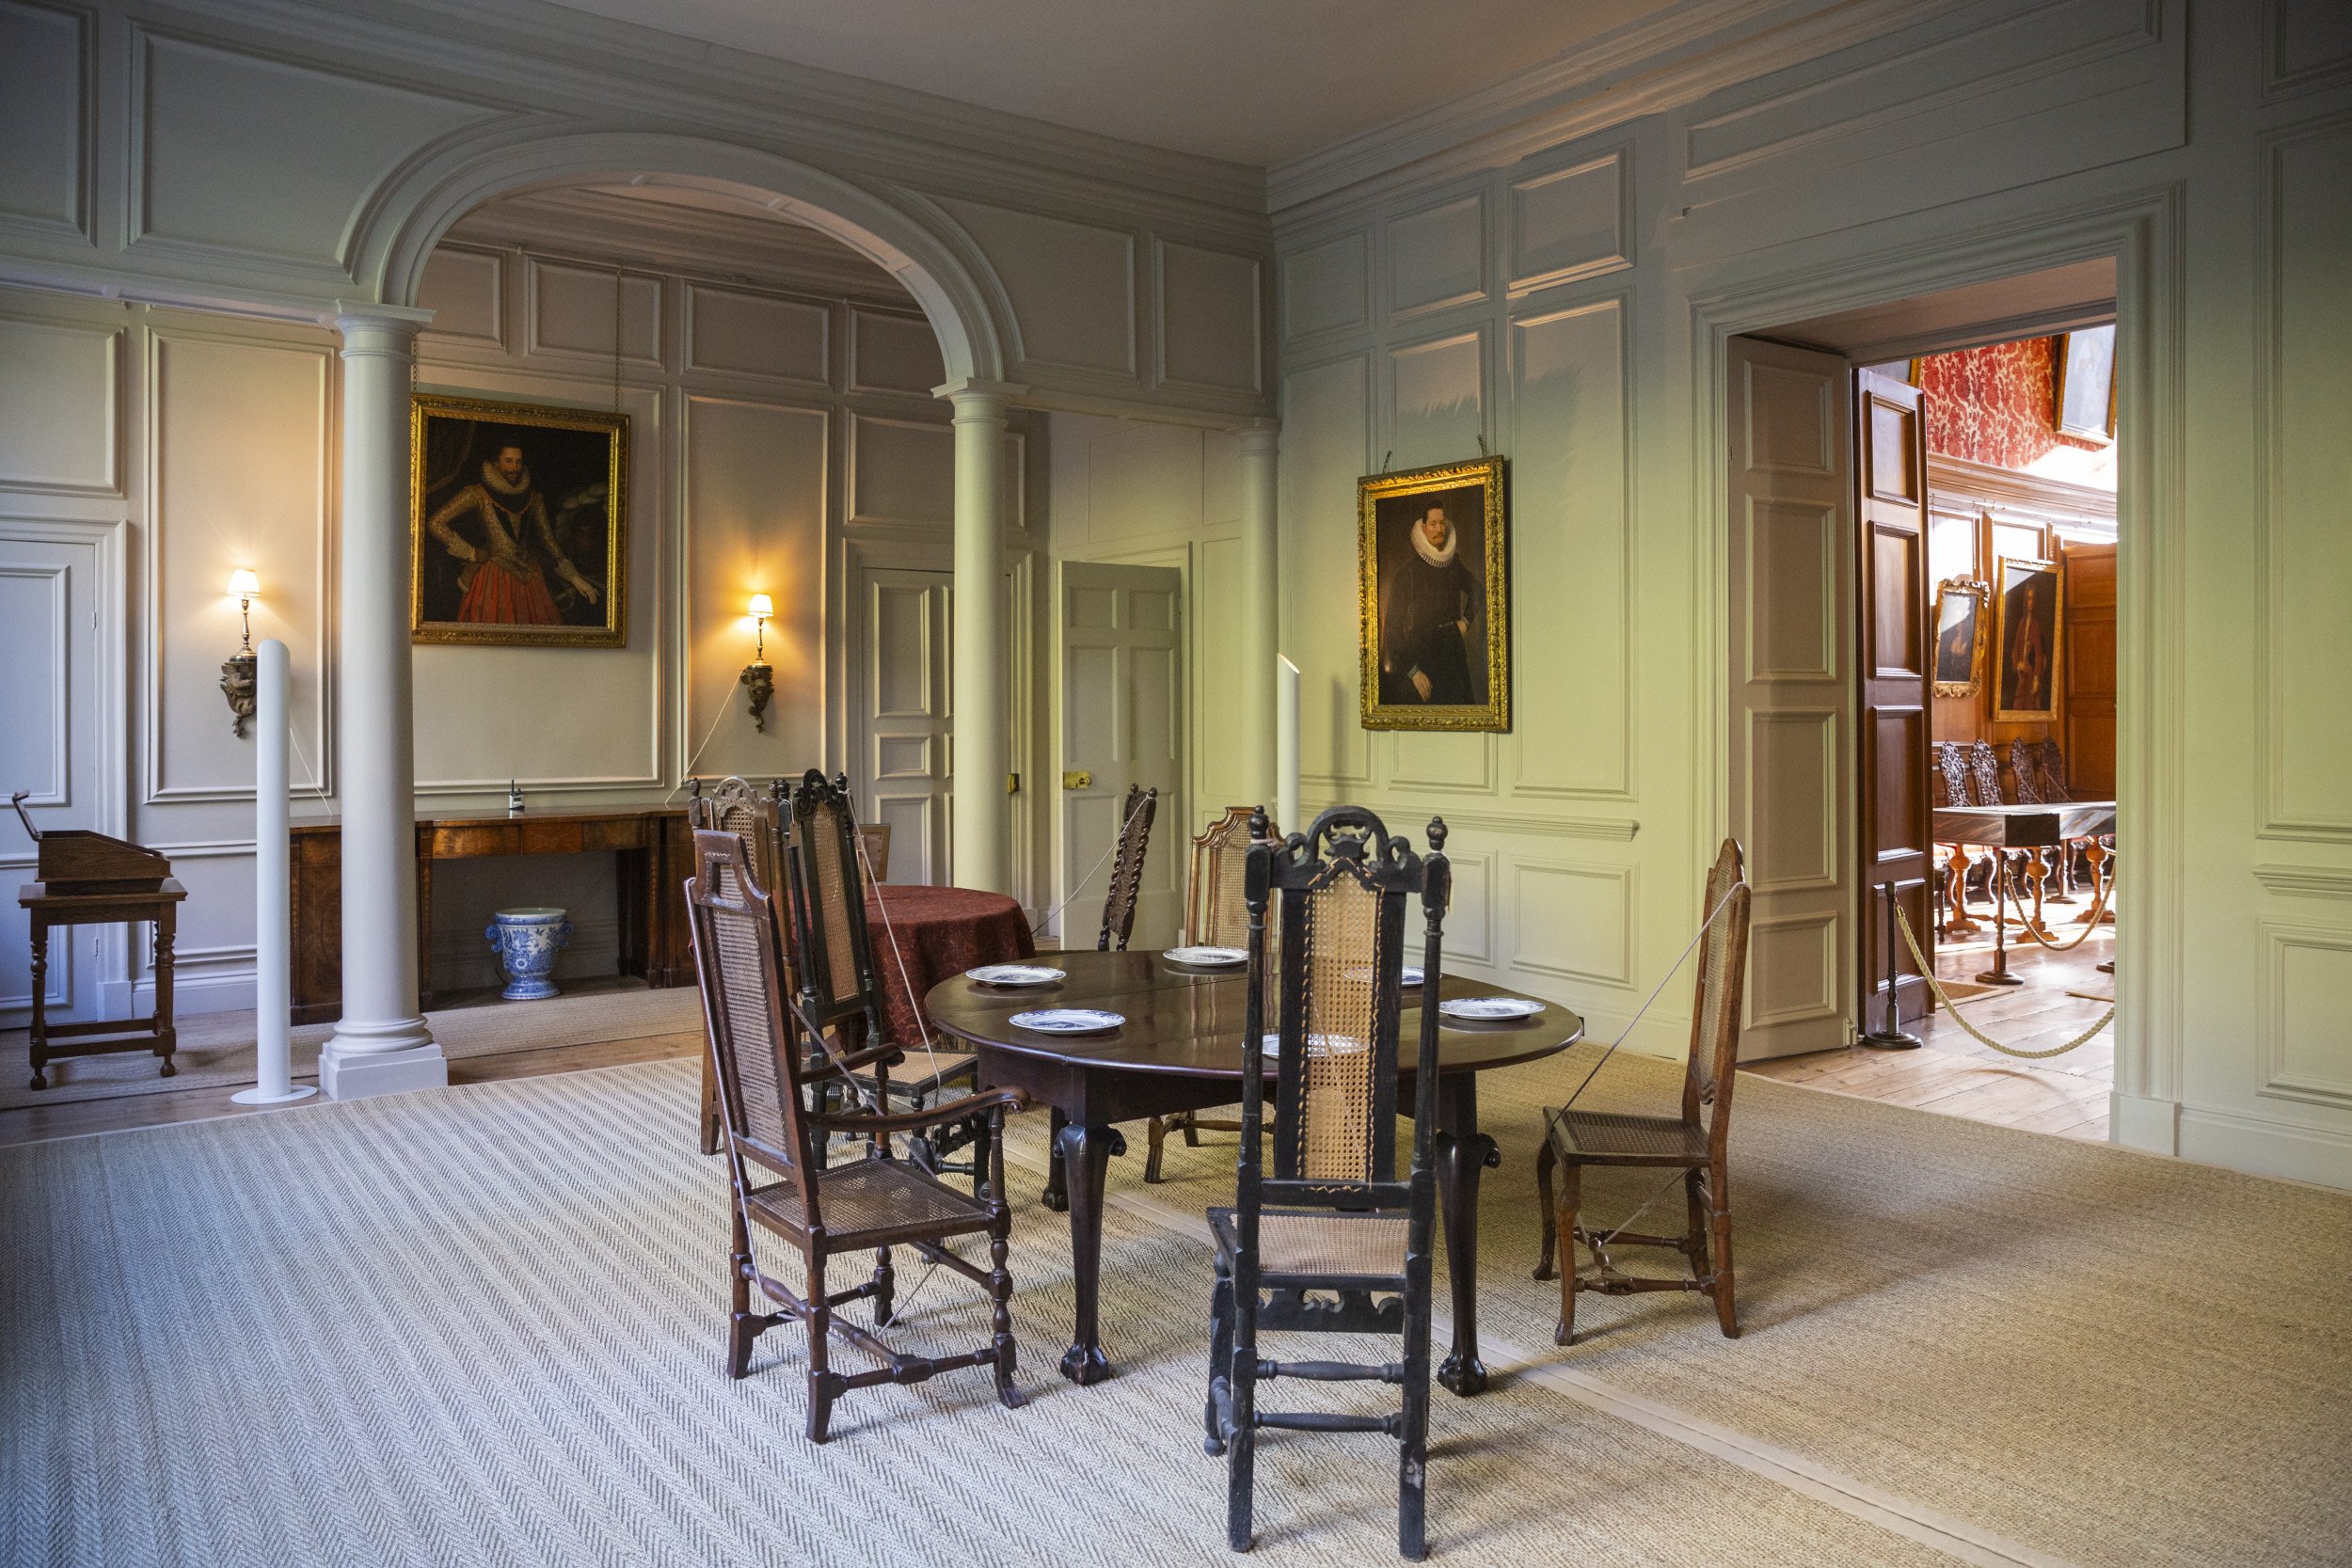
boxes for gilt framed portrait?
[410,394,628,647]
[1993,556,2062,723]
[1359,454,1508,732]
[1931,578,1991,697]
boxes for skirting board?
[2107,1090,2178,1156]
[2178,1104,2352,1191]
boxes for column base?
[320,1040,448,1101]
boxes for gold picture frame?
[1931,577,1991,697]
[410,393,628,647]
[1992,555,2062,723]
[1359,454,1508,732]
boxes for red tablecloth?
[861,884,1033,1054]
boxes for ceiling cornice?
[149,0,1270,226]
[1265,0,1956,221]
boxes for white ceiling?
[533,0,1692,167]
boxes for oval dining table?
[925,948,1583,1396]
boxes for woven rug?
[4,1050,2346,1568]
[0,987,703,1110]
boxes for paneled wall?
[1274,145,1653,1039]
[0,227,1002,1016]
[1265,0,2352,1186]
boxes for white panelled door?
[1056,561,1186,951]
[857,567,953,885]
[1726,336,1856,1059]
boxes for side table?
[18,878,186,1089]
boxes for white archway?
[354,128,1009,384]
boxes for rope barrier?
[2000,858,2115,952]
[1891,899,2113,1059]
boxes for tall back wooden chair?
[1204,807,1449,1558]
[1534,838,1751,1344]
[786,770,988,1190]
[684,828,1028,1441]
[1966,738,2007,806]
[688,777,788,1155]
[1145,805,1279,1181]
[1095,784,1158,952]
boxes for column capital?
[1233,420,1282,456]
[322,301,431,355]
[931,376,1028,415]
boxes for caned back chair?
[1144,806,1279,1181]
[1534,839,1751,1344]
[1204,807,1449,1558]
[786,770,989,1190]
[686,828,1028,1440]
[1095,784,1158,952]
[688,777,789,1155]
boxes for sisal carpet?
[3,1048,2346,1568]
[0,987,703,1110]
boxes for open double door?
[1727,339,1932,1059]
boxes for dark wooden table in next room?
[926,949,1582,1395]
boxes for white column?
[938,378,1019,894]
[321,310,445,1099]
[1237,423,1281,812]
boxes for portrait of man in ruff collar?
[410,395,628,647]
[1359,456,1510,731]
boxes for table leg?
[153,908,177,1077]
[1041,1107,1070,1212]
[27,916,48,1090]
[1055,1117,1125,1386]
[1433,1074,1501,1397]
[1941,844,1980,938]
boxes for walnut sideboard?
[288,807,696,1023]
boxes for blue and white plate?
[966,963,1065,987]
[1164,946,1248,968]
[1009,1008,1125,1036]
[1438,996,1545,1022]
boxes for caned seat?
[747,1158,995,1248]
[1208,1208,1409,1281]
[1203,806,1450,1559]
[1544,1108,1710,1164]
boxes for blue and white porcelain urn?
[486,907,571,1001]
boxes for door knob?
[1062,770,1093,790]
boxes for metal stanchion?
[1859,877,1927,1051]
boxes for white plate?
[966,963,1065,987]
[1438,996,1546,1022]
[1164,946,1248,967]
[1009,1008,1125,1036]
[1343,965,1424,987]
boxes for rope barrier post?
[1975,853,2026,988]
[1858,877,1926,1051]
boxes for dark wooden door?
[2061,539,2117,798]
[1854,368,1933,1025]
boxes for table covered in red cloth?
[860,884,1033,1053]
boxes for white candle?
[234,639,315,1105]
[1277,655,1301,836]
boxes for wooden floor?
[1744,893,2116,1142]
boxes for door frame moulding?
[1689,182,2185,1152]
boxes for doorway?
[1727,266,2122,1141]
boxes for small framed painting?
[1358,454,1509,732]
[2052,325,2116,441]
[1993,556,2062,722]
[1931,578,1991,697]
[410,394,628,647]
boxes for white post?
[938,377,1022,894]
[1277,656,1301,839]
[1237,423,1280,808]
[320,309,445,1100]
[234,639,313,1105]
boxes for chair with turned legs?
[1144,805,1278,1182]
[1534,839,1750,1344]
[685,827,1029,1441]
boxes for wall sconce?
[220,569,260,737]
[740,593,774,733]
